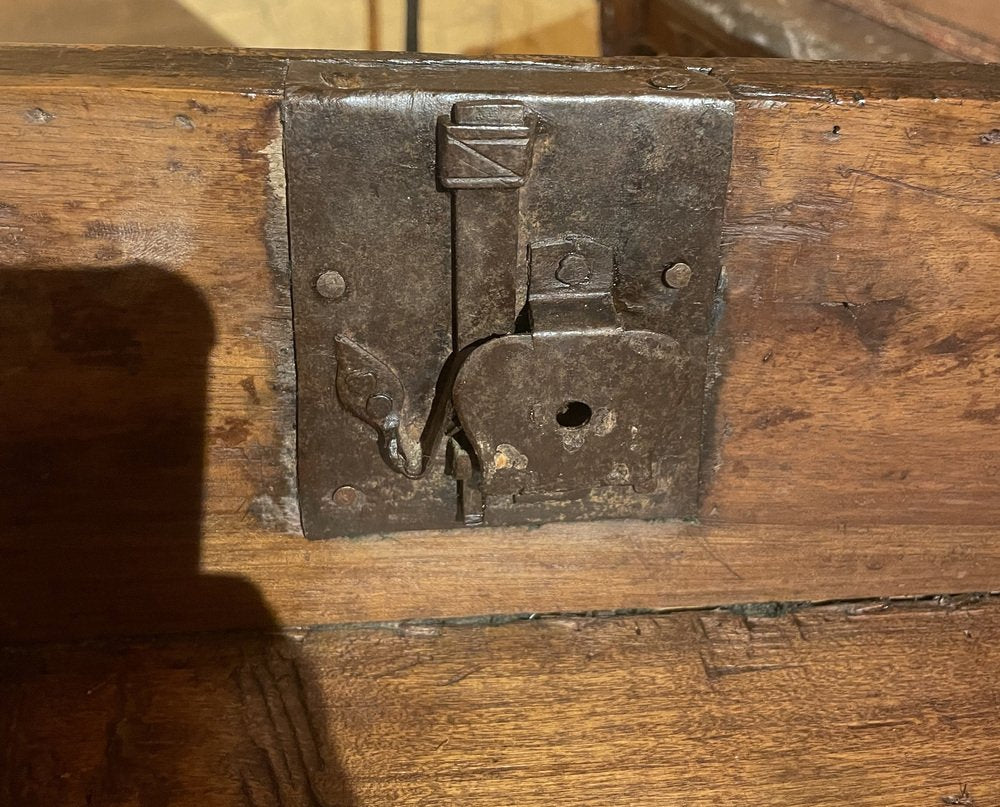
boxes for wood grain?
[0,45,296,641]
[0,45,287,90]
[4,597,999,805]
[0,45,297,535]
[1,49,999,641]
[707,64,1000,528]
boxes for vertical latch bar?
[438,100,536,351]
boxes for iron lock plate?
[284,58,734,538]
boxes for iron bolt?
[316,270,347,299]
[662,262,693,289]
[649,72,691,91]
[332,485,361,507]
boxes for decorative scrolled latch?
[284,59,734,537]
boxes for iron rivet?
[650,72,691,91]
[555,253,591,286]
[662,262,693,289]
[332,485,361,507]
[316,270,347,300]
[366,393,394,420]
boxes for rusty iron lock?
[285,58,734,537]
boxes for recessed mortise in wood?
[286,60,734,537]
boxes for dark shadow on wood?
[0,265,355,805]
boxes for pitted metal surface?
[285,57,734,538]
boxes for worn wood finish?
[0,45,288,89]
[1,49,999,641]
[3,597,1000,805]
[0,46,297,641]
[7,517,1000,642]
[708,63,1000,528]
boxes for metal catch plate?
[285,58,733,538]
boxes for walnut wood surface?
[708,66,1000,528]
[2,52,999,801]
[3,597,999,805]
[0,49,998,641]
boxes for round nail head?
[556,253,591,286]
[650,72,691,91]
[332,485,360,507]
[316,270,347,300]
[663,262,693,289]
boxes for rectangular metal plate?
[285,56,733,538]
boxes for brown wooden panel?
[0,47,297,641]
[1,50,999,641]
[3,597,999,805]
[707,64,1000,527]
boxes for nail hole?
[556,401,592,428]
[832,125,841,135]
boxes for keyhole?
[556,400,592,428]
